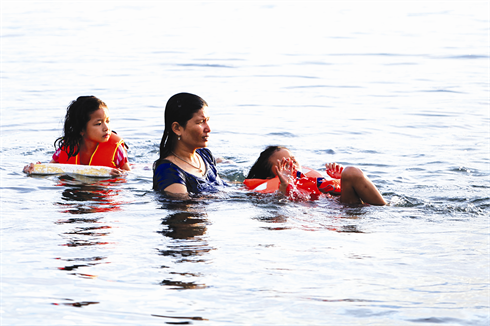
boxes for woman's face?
[179,107,211,150]
[268,148,300,176]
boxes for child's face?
[269,149,300,176]
[81,106,111,144]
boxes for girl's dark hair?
[246,146,287,179]
[153,92,208,171]
[54,96,107,158]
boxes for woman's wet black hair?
[153,93,208,183]
[246,146,287,179]
[54,96,107,159]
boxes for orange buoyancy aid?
[57,132,125,168]
[244,166,341,200]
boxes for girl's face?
[177,107,211,150]
[81,106,111,144]
[269,148,300,176]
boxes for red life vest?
[57,132,125,168]
[244,166,341,200]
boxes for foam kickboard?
[31,163,113,177]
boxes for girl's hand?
[23,161,41,174]
[325,162,343,179]
[110,168,126,177]
[275,157,295,194]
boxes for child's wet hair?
[54,96,107,158]
[246,146,287,179]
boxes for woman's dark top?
[153,148,225,194]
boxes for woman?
[153,93,225,195]
[246,146,386,205]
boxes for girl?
[23,96,130,176]
[153,92,225,195]
[246,146,386,205]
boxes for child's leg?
[340,166,386,205]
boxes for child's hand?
[325,162,343,179]
[110,168,126,177]
[23,162,41,174]
[275,157,295,194]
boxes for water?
[1,2,489,325]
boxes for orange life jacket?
[244,166,341,200]
[57,132,125,168]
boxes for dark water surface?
[1,2,489,325]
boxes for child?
[245,146,386,205]
[23,96,130,176]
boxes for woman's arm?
[216,157,234,164]
[153,162,189,195]
[164,183,188,194]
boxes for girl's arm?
[109,159,131,176]
[112,145,131,173]
[120,161,131,171]
[23,159,56,174]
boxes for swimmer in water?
[152,92,226,195]
[246,146,386,205]
[23,96,130,176]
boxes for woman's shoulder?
[155,159,180,174]
[153,160,188,191]
[155,159,201,179]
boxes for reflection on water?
[157,211,213,263]
[159,211,209,240]
[157,207,213,290]
[63,225,111,237]
[55,217,103,224]
[55,176,127,214]
[151,314,208,322]
[254,214,289,224]
[60,239,113,247]
[337,225,363,233]
[52,300,99,307]
[56,256,107,271]
[250,197,367,233]
[53,176,124,280]
[160,279,206,290]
